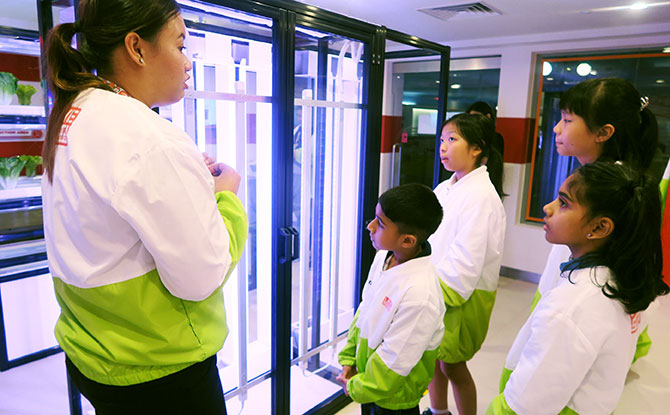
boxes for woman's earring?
[139,57,145,64]
[587,233,592,237]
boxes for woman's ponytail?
[42,0,181,183]
[43,22,109,182]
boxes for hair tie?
[640,96,650,112]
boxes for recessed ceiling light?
[402,101,416,106]
[547,77,554,81]
[657,79,666,84]
[451,84,461,89]
[576,63,592,76]
[586,1,669,12]
[543,61,553,76]
[663,47,670,53]
[566,67,572,71]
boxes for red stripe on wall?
[0,142,43,158]
[381,115,402,154]
[0,52,41,82]
[662,197,670,287]
[496,117,535,164]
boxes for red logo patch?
[382,296,392,311]
[58,107,81,146]
[630,312,641,334]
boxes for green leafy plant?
[0,72,18,105]
[16,84,37,106]
[0,156,27,189]
[18,155,42,177]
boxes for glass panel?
[0,0,77,411]
[163,2,274,412]
[446,68,501,117]
[290,26,365,413]
[527,53,670,221]
[397,70,441,186]
[382,49,444,190]
[0,2,47,199]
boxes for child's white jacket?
[531,244,650,363]
[338,248,445,410]
[428,165,505,362]
[488,266,640,415]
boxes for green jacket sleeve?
[440,279,468,307]
[486,394,518,415]
[346,351,407,405]
[215,190,249,285]
[338,309,360,367]
[486,394,579,415]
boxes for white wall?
[446,23,670,274]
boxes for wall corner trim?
[500,266,540,284]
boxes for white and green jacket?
[428,166,506,362]
[338,247,445,410]
[487,266,639,415]
[531,244,651,363]
[42,88,248,386]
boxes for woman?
[42,1,247,413]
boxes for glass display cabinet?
[0,0,76,373]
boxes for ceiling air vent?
[418,2,502,21]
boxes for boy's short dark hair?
[378,183,443,244]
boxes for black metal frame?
[0,265,60,372]
[271,7,296,415]
[384,29,451,189]
[16,0,451,414]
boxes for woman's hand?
[202,152,217,173]
[212,162,241,194]
[202,153,241,194]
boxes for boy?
[337,183,446,415]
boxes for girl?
[42,0,247,413]
[532,78,659,361]
[488,162,669,415]
[423,113,506,415]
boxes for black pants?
[361,403,420,415]
[66,355,227,415]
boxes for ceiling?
[1,0,669,46]
[293,0,670,44]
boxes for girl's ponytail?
[43,23,109,182]
[486,144,504,199]
[571,162,669,313]
[636,107,659,172]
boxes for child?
[532,78,660,362]
[337,183,446,414]
[488,162,669,415]
[424,113,506,415]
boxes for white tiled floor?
[337,276,670,415]
[1,276,669,414]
